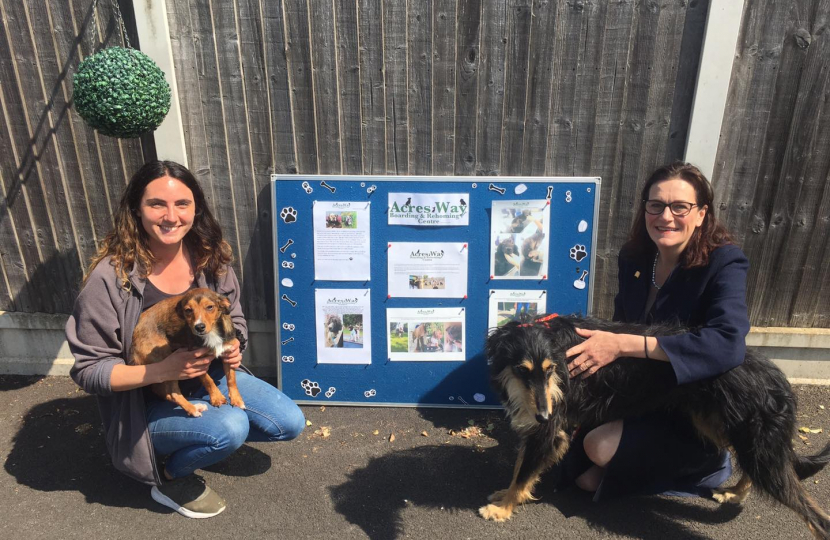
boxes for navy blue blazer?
[613,244,750,385]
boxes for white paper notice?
[487,289,548,330]
[387,242,468,298]
[387,193,470,226]
[313,201,371,281]
[490,200,551,280]
[387,307,465,361]
[315,289,372,364]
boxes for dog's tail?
[794,441,830,480]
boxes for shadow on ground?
[4,392,272,510]
[330,431,743,540]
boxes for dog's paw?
[712,487,748,504]
[479,503,513,522]
[209,394,228,408]
[280,207,298,223]
[188,402,209,417]
[229,390,246,409]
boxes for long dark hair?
[86,160,233,288]
[621,161,733,268]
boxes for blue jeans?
[147,366,305,479]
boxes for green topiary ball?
[73,47,171,139]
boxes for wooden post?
[130,0,188,166]
[683,0,744,181]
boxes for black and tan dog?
[481,314,830,539]
[131,288,245,417]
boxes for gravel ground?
[3,374,830,540]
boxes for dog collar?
[518,313,559,328]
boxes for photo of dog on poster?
[490,201,550,280]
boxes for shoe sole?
[151,486,226,519]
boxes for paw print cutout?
[280,207,298,223]
[282,322,296,331]
[565,190,573,203]
[301,379,322,397]
[301,181,313,194]
[282,261,295,269]
[364,389,377,398]
[325,387,336,398]
[281,355,295,363]
[569,244,588,262]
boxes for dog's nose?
[535,412,549,423]
[194,323,206,333]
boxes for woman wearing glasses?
[563,161,750,499]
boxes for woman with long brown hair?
[564,161,750,499]
[66,161,304,518]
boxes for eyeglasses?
[643,200,699,217]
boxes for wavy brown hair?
[620,161,733,268]
[86,161,233,289]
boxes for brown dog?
[131,288,245,417]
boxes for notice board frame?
[272,175,600,408]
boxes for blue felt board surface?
[272,175,599,407]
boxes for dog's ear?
[485,321,523,371]
[218,295,231,314]
[176,297,186,319]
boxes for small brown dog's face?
[179,289,231,336]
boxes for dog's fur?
[324,314,344,347]
[131,288,245,417]
[481,315,830,539]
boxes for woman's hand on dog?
[566,328,622,379]
[221,338,243,370]
[159,347,213,381]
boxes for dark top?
[141,279,193,312]
[613,243,751,384]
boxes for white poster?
[314,289,372,364]
[387,242,468,298]
[490,200,551,280]
[487,289,548,330]
[387,307,466,361]
[313,201,371,281]
[387,192,470,226]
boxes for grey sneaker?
[150,475,226,518]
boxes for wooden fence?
[0,0,828,329]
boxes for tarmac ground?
[4,374,830,539]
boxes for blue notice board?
[272,176,600,407]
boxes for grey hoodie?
[65,256,248,485]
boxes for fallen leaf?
[486,423,495,431]
[799,426,811,433]
[372,430,379,435]
[74,423,93,434]
[389,433,396,442]
[306,420,313,426]
[314,426,331,438]
[467,419,475,426]
[320,406,326,412]
[820,405,825,410]
[799,434,809,441]
[811,428,824,434]
[421,431,429,437]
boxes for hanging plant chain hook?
[89,0,132,51]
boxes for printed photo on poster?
[490,200,550,280]
[487,289,547,330]
[315,289,372,364]
[387,307,465,361]
[313,201,371,281]
[387,242,468,298]
[388,192,470,226]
